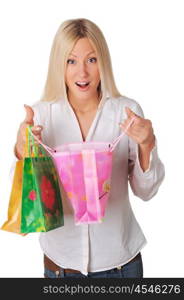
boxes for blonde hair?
[40,18,122,102]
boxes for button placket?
[82,224,89,275]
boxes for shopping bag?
[31,118,135,225]
[53,144,112,224]
[1,126,64,233]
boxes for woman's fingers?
[119,107,154,145]
[20,233,28,236]
[120,107,141,129]
[24,104,34,125]
[31,125,43,133]
[31,125,43,138]
[125,106,136,118]
[15,105,43,159]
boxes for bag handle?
[27,125,39,157]
[27,126,56,157]
[81,149,101,222]
[28,118,135,155]
[109,117,136,152]
[24,126,38,157]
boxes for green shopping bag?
[2,126,64,233]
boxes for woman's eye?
[67,57,97,64]
[88,57,97,63]
[67,59,75,64]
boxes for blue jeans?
[44,253,143,278]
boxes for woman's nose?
[78,62,88,76]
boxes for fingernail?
[35,126,41,131]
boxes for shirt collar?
[62,94,108,112]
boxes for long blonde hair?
[40,18,122,102]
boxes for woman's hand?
[14,105,43,160]
[120,107,155,148]
[120,107,155,171]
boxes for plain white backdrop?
[0,0,183,278]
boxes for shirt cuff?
[134,139,158,175]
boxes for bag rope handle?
[27,126,56,157]
[109,117,136,152]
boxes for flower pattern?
[28,190,37,201]
[40,176,56,210]
[102,181,111,193]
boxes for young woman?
[15,18,165,278]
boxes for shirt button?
[117,266,122,270]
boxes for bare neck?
[68,93,101,114]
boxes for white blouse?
[32,95,165,275]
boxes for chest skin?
[74,109,98,141]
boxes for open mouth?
[75,81,90,88]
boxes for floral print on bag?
[40,176,56,210]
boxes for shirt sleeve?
[127,102,165,201]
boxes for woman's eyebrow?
[69,51,96,57]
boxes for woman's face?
[65,38,100,101]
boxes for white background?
[0,0,183,278]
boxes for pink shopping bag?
[30,118,134,225]
[53,143,112,224]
